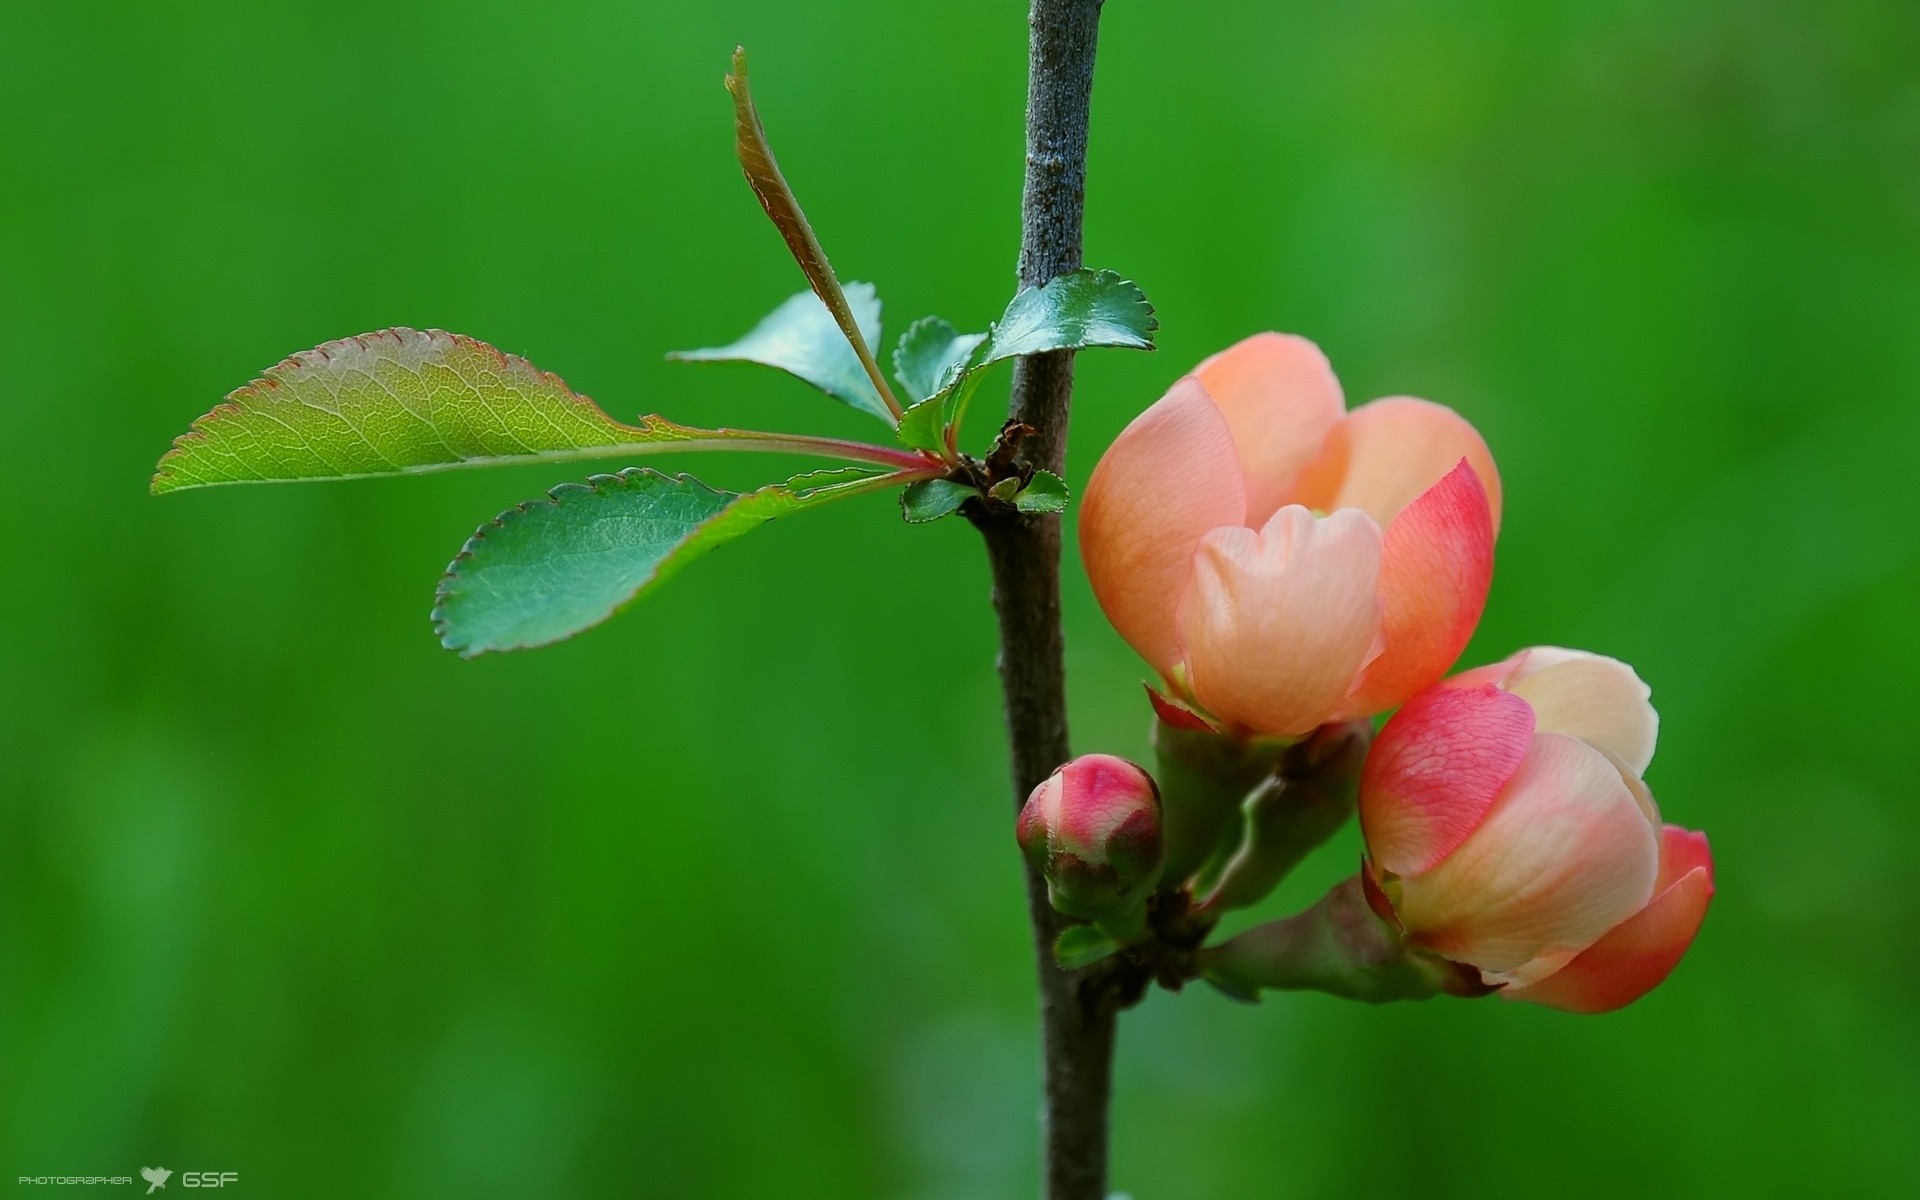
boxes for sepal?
[1197,875,1493,1005]
[1200,721,1370,914]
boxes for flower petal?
[1178,506,1383,738]
[1193,333,1346,527]
[1334,460,1496,719]
[1079,377,1247,677]
[1360,681,1536,877]
[1396,733,1660,981]
[1506,826,1713,1013]
[1290,396,1502,533]
[1503,647,1659,775]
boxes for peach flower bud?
[1017,754,1165,922]
[1359,647,1713,1012]
[1079,333,1500,738]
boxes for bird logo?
[140,1166,172,1193]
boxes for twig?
[968,2,1111,1197]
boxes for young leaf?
[668,284,890,421]
[725,48,901,420]
[977,269,1157,367]
[150,329,922,494]
[433,467,901,656]
[893,394,950,454]
[899,478,977,524]
[1013,469,1070,514]
[893,316,987,404]
[1054,924,1121,971]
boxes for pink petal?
[1396,733,1660,980]
[1289,396,1503,533]
[1193,333,1346,527]
[1506,826,1713,1013]
[1079,377,1247,677]
[1503,647,1659,775]
[1360,681,1536,877]
[1178,506,1384,738]
[1334,460,1496,719]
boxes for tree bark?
[973,3,1111,1198]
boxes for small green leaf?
[893,395,949,454]
[1054,925,1120,970]
[893,316,987,403]
[1014,470,1070,514]
[434,466,896,655]
[151,329,788,494]
[668,284,889,421]
[899,478,977,524]
[987,478,1020,502]
[977,269,1157,366]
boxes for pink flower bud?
[1079,333,1500,738]
[1017,754,1165,921]
[1358,647,1713,1012]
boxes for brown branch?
[969,3,1111,1198]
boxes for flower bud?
[1359,647,1714,1013]
[1017,754,1165,922]
[1079,333,1501,738]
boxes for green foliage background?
[4,2,1915,1195]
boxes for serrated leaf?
[433,466,897,656]
[893,394,950,454]
[1054,925,1121,971]
[893,316,987,404]
[899,478,977,524]
[1014,470,1070,514]
[724,48,900,421]
[977,269,1157,366]
[151,329,800,494]
[669,284,889,420]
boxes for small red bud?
[1017,754,1165,922]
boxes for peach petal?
[1396,733,1660,980]
[1333,460,1496,719]
[1193,333,1346,526]
[1178,506,1384,738]
[1506,826,1713,1013]
[1504,647,1659,775]
[1289,396,1502,533]
[1079,377,1247,677]
[1360,681,1536,877]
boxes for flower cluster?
[1024,333,1712,1013]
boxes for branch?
[971,3,1111,1198]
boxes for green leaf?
[151,328,793,495]
[668,284,891,421]
[977,269,1157,367]
[893,316,987,404]
[1014,470,1070,514]
[1054,925,1120,971]
[884,272,1155,453]
[893,394,949,454]
[899,478,977,524]
[433,467,895,656]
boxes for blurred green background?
[5,1,1916,1195]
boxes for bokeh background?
[5,1,1917,1195]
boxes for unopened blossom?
[1359,647,1713,1013]
[1080,333,1500,738]
[1017,754,1165,921]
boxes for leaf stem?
[715,430,937,471]
[725,48,907,423]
